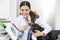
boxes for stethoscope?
[12,16,32,32]
[12,23,23,32]
[12,23,32,33]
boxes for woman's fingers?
[24,26,28,30]
[21,25,28,31]
[32,30,44,37]
[35,30,41,32]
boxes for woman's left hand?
[32,30,45,37]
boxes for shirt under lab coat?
[11,15,52,40]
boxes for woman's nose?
[23,11,27,13]
[24,11,26,13]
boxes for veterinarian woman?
[11,1,52,40]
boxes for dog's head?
[30,24,44,33]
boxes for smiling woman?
[18,0,56,30]
[20,5,30,18]
[10,1,52,40]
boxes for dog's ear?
[30,24,40,33]
[30,23,44,33]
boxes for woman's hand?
[20,25,28,32]
[32,30,45,37]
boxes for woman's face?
[20,5,31,18]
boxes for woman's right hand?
[20,25,28,32]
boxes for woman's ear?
[19,9,21,15]
[20,13,21,15]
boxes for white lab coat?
[11,15,52,40]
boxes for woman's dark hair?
[20,1,39,23]
[20,1,31,9]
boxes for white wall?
[0,0,10,19]
[0,0,18,20]
[55,0,60,30]
[1,0,60,30]
[9,0,17,20]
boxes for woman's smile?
[20,6,30,18]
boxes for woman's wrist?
[20,29,24,33]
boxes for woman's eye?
[26,9,29,11]
[21,9,29,11]
[21,9,24,11]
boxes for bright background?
[0,0,60,30]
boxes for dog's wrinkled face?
[30,24,44,33]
